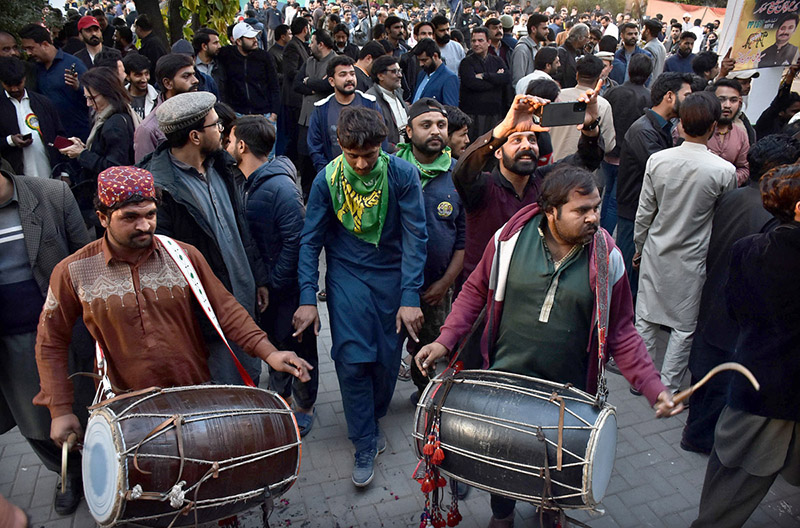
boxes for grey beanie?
[171,38,194,56]
[156,92,217,134]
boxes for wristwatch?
[584,117,601,131]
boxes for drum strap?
[155,235,256,388]
[593,231,610,407]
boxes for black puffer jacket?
[242,156,304,294]
[217,45,280,115]
[242,156,304,342]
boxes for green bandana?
[325,152,390,246]
[394,142,452,188]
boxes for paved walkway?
[2,300,799,527]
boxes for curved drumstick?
[672,362,760,406]
[61,433,77,493]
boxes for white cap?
[683,12,691,19]
[232,21,260,41]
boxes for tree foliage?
[0,0,50,35]
[181,0,240,43]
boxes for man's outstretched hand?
[493,94,551,139]
[414,342,450,377]
[266,351,313,382]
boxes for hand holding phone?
[52,136,74,150]
[21,133,32,141]
[540,101,587,127]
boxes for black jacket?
[726,222,800,421]
[0,91,65,176]
[458,51,511,115]
[603,81,650,158]
[137,143,268,293]
[75,111,136,186]
[242,156,303,295]
[281,36,310,108]
[617,110,673,221]
[553,41,580,89]
[335,43,359,61]
[400,51,420,102]
[217,45,280,115]
[138,32,169,75]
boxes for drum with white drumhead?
[82,385,300,527]
[413,370,617,509]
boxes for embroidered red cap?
[97,166,156,208]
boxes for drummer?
[34,166,313,450]
[416,157,683,525]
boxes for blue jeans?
[615,217,638,302]
[600,161,618,234]
[334,360,397,454]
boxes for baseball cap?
[232,21,260,41]
[78,16,100,31]
[407,97,447,123]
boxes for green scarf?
[325,152,390,246]
[394,143,452,188]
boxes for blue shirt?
[663,52,695,74]
[34,49,91,141]
[420,164,465,289]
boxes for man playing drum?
[34,166,313,451]
[416,106,683,526]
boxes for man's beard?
[501,148,537,175]
[86,36,102,46]
[435,33,450,45]
[718,116,734,126]
[338,82,356,95]
[553,217,598,246]
[412,136,444,156]
[422,61,437,74]
[678,47,691,57]
[201,143,222,157]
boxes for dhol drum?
[82,385,300,527]
[413,370,617,509]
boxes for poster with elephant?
[732,0,799,69]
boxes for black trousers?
[683,332,733,453]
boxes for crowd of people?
[1,0,799,527]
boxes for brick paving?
[2,299,799,527]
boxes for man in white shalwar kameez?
[633,92,737,393]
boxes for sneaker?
[54,476,83,516]
[352,448,377,487]
[487,514,515,528]
[294,410,314,437]
[397,358,411,381]
[605,358,621,375]
[376,428,386,455]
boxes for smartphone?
[68,63,77,75]
[540,101,587,127]
[53,136,73,149]
[21,133,32,141]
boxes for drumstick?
[61,433,77,493]
[672,362,759,406]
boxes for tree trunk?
[167,0,185,44]
[134,0,169,48]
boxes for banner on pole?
[731,0,799,69]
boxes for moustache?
[514,149,536,161]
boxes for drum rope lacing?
[106,388,300,527]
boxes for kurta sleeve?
[297,171,332,306]
[634,158,658,254]
[34,261,84,419]
[395,162,428,307]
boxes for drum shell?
[83,385,299,527]
[413,370,616,509]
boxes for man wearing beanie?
[35,165,312,460]
[393,98,464,403]
[138,92,272,385]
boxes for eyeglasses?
[385,68,402,75]
[202,120,224,132]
